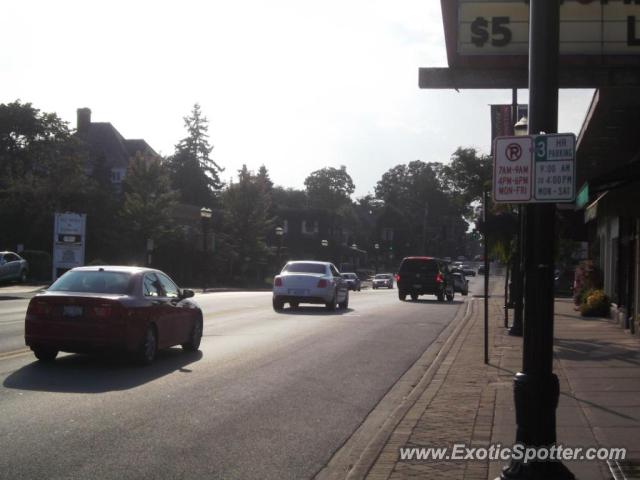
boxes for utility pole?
[510,88,524,337]
[501,1,573,478]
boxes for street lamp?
[200,207,213,292]
[374,243,379,273]
[275,226,284,267]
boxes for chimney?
[77,108,91,136]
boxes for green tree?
[167,103,223,207]
[221,165,274,284]
[120,154,177,262]
[0,100,88,251]
[304,165,355,211]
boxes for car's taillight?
[92,305,112,319]
[395,274,400,282]
[436,273,444,283]
[274,277,283,287]
[317,279,328,288]
[28,301,51,316]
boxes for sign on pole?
[493,136,533,202]
[493,133,576,204]
[52,212,87,280]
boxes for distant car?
[342,272,362,291]
[0,251,29,283]
[273,261,349,311]
[396,256,454,302]
[478,265,486,275]
[372,273,394,289]
[24,266,203,365]
[452,272,468,296]
[461,265,476,277]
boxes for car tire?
[273,296,284,311]
[437,293,445,302]
[399,291,407,301]
[373,286,377,289]
[138,326,158,365]
[410,293,418,301]
[290,301,299,309]
[182,317,203,352]
[33,347,58,363]
[446,292,454,302]
[325,292,337,311]
[338,292,349,310]
[20,269,28,283]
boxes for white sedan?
[272,261,349,311]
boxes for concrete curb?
[315,297,476,480]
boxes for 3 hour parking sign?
[493,133,575,204]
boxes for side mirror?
[181,289,195,299]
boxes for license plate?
[413,284,422,289]
[289,289,307,296]
[63,305,83,317]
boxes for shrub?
[573,260,603,306]
[20,250,52,281]
[579,289,611,317]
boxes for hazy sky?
[2,0,593,197]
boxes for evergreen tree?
[167,103,223,207]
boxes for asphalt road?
[0,279,479,480]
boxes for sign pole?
[501,1,573,478]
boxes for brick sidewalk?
[364,279,640,480]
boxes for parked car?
[341,272,361,291]
[273,261,349,311]
[478,265,486,275]
[372,273,394,289]
[461,264,476,277]
[0,251,29,283]
[395,256,455,302]
[24,266,203,365]
[452,272,469,296]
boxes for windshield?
[48,271,133,294]
[282,263,327,274]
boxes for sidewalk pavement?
[363,277,640,480]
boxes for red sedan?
[25,266,203,365]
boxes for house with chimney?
[75,108,159,191]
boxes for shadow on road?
[276,306,355,316]
[401,298,465,305]
[3,348,203,393]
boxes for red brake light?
[274,277,283,287]
[317,279,328,288]
[436,273,444,283]
[92,306,112,318]
[28,301,51,316]
[395,274,400,282]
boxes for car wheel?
[339,292,349,310]
[272,296,284,312]
[20,269,28,283]
[410,293,419,301]
[325,292,337,311]
[290,301,299,309]
[399,291,406,301]
[437,293,445,302]
[182,317,203,352]
[138,326,158,365]
[446,292,454,302]
[373,286,377,289]
[33,347,58,362]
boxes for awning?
[584,192,608,223]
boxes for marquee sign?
[458,0,640,55]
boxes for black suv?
[396,257,454,302]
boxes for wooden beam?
[419,67,640,89]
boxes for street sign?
[458,0,640,56]
[52,212,86,279]
[533,133,576,202]
[493,136,533,202]
[493,133,576,204]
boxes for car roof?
[0,251,19,255]
[286,260,331,265]
[69,265,155,275]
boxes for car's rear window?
[375,274,391,279]
[343,273,356,279]
[48,271,133,294]
[283,263,326,274]
[399,259,439,274]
